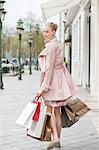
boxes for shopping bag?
[67,98,91,117]
[16,97,40,128]
[27,103,51,141]
[61,106,79,128]
[61,97,91,128]
[40,114,51,141]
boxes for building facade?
[64,0,99,98]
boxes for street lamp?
[28,26,33,75]
[0,0,6,89]
[35,23,40,70]
[16,19,24,80]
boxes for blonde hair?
[46,22,58,31]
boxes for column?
[90,0,99,98]
[81,8,87,87]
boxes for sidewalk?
[0,66,99,150]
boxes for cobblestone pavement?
[0,67,99,150]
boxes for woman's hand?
[37,89,43,97]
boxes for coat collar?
[45,37,57,47]
[38,37,57,57]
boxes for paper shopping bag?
[61,106,79,128]
[27,102,47,138]
[16,99,40,128]
[40,114,51,141]
[27,102,52,141]
[67,98,91,117]
[27,114,51,141]
[61,97,91,128]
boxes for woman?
[37,22,77,150]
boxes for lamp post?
[16,19,24,80]
[35,23,40,70]
[0,0,6,89]
[28,25,33,75]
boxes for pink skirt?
[44,99,69,107]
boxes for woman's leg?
[47,106,61,150]
[47,106,59,140]
[51,107,59,140]
[54,107,62,139]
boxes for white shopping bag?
[27,102,47,138]
[16,101,37,128]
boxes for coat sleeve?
[40,44,56,92]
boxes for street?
[0,67,99,150]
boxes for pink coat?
[38,38,77,101]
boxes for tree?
[2,27,16,58]
[23,11,44,58]
[2,11,44,59]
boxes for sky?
[4,0,47,27]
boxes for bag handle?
[32,95,43,103]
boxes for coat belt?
[54,64,65,69]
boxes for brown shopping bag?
[67,98,91,117]
[40,114,51,141]
[61,97,91,128]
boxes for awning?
[41,0,81,21]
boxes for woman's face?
[43,26,55,41]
